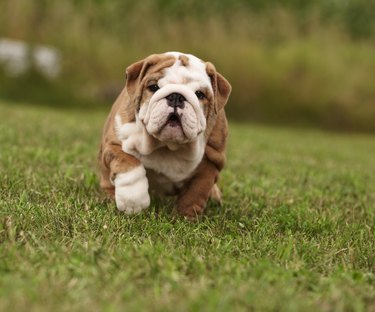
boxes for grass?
[1,100,375,311]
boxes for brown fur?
[98,53,231,218]
[179,54,189,66]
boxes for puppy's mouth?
[157,111,187,142]
[164,112,182,128]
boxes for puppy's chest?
[140,147,204,195]
[115,118,205,195]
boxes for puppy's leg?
[176,160,219,218]
[100,143,150,214]
[177,110,228,218]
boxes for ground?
[0,101,374,311]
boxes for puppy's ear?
[125,56,156,103]
[125,54,175,113]
[125,59,145,93]
[206,62,232,114]
[124,55,159,116]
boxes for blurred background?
[0,0,374,132]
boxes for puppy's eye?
[195,90,206,100]
[148,84,160,92]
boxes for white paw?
[114,166,150,214]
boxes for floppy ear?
[206,62,232,114]
[123,55,160,116]
[125,56,158,104]
[124,54,176,113]
[124,58,145,116]
[125,59,145,96]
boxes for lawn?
[0,101,374,311]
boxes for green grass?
[1,101,375,311]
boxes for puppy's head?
[125,52,231,144]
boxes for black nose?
[166,92,185,109]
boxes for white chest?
[141,144,204,195]
[115,116,205,195]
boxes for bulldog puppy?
[98,52,231,218]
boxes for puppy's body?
[98,52,231,217]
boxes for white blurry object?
[0,38,61,78]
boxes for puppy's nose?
[166,92,185,109]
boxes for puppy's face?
[125,52,231,144]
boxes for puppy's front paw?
[114,166,150,214]
[177,203,204,220]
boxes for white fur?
[140,84,206,140]
[162,52,213,94]
[114,166,150,214]
[115,114,159,156]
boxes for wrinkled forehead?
[158,52,213,93]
